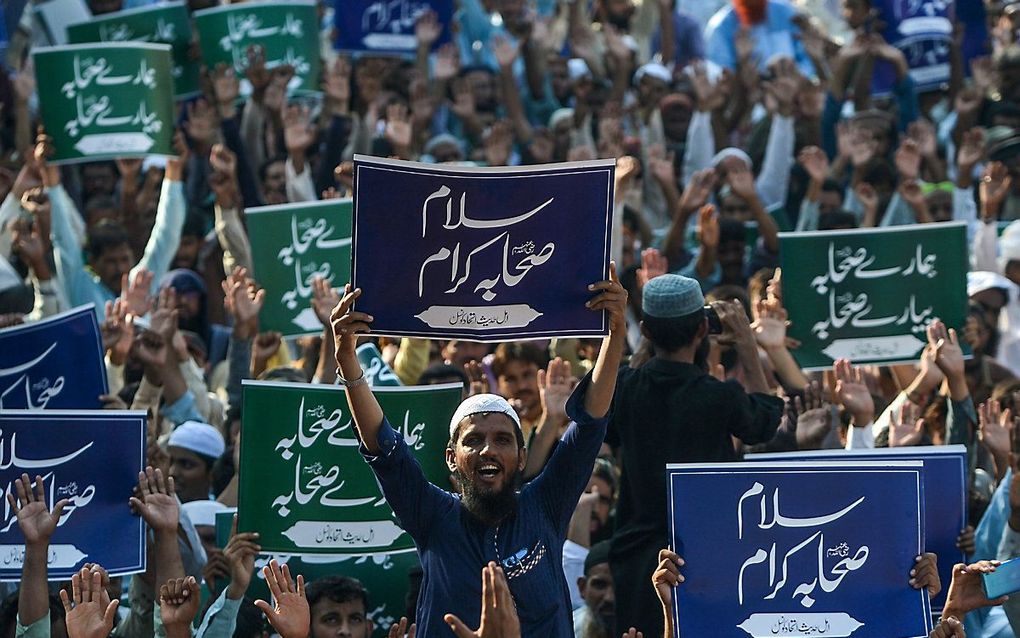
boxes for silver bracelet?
[336,370,368,388]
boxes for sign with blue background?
[334,0,452,55]
[747,446,966,612]
[667,460,931,638]
[0,305,107,410]
[0,410,146,580]
[352,156,615,341]
[873,0,954,94]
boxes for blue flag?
[334,0,452,55]
[352,156,615,341]
[667,460,931,638]
[872,0,954,95]
[0,305,108,410]
[0,410,146,580]
[746,445,966,612]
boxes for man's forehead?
[312,598,366,616]
[460,412,518,433]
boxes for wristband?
[337,370,368,389]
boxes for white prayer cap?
[633,62,671,85]
[181,500,228,528]
[169,421,226,460]
[1000,221,1020,271]
[568,58,592,82]
[548,107,575,130]
[711,147,753,169]
[449,394,521,439]
[968,271,1017,299]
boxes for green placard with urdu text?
[238,380,462,555]
[779,222,968,370]
[193,1,321,96]
[247,199,352,336]
[66,2,200,99]
[32,43,175,163]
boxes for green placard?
[238,380,462,555]
[66,2,200,100]
[32,43,175,163]
[356,343,402,387]
[193,1,321,96]
[779,222,969,370]
[214,510,419,637]
[247,199,352,336]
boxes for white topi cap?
[448,394,522,439]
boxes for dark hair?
[706,285,750,317]
[859,159,897,192]
[418,363,468,386]
[819,210,859,230]
[641,311,705,353]
[491,342,547,378]
[181,211,207,239]
[83,193,118,218]
[583,540,611,574]
[305,576,370,612]
[258,156,287,182]
[718,218,746,245]
[0,592,65,638]
[591,457,618,498]
[86,219,131,260]
[820,178,843,196]
[258,366,309,383]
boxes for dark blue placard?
[747,446,966,612]
[0,305,107,410]
[333,0,452,55]
[667,461,931,638]
[352,156,615,342]
[872,0,954,95]
[0,410,146,580]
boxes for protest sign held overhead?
[32,42,175,162]
[66,2,200,100]
[780,223,968,370]
[0,305,107,410]
[0,410,146,581]
[667,460,931,638]
[193,1,321,96]
[238,380,461,554]
[747,446,967,611]
[334,0,453,55]
[247,199,352,336]
[352,156,615,341]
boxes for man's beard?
[455,467,520,526]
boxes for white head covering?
[449,394,521,439]
[634,62,672,85]
[181,500,228,528]
[169,421,226,459]
[711,147,753,169]
[567,58,592,82]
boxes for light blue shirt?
[704,0,815,78]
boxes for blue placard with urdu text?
[667,460,931,638]
[352,156,615,342]
[0,305,107,410]
[0,410,146,580]
[746,445,966,612]
[333,0,452,55]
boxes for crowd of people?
[3,0,1020,636]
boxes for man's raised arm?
[330,285,385,454]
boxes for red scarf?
[734,0,767,26]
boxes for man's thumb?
[443,614,474,638]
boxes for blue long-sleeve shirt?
[48,179,185,319]
[361,374,607,637]
[703,0,814,78]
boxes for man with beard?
[330,265,628,637]
[573,542,614,638]
[606,274,782,636]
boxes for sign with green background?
[247,199,352,336]
[67,2,200,99]
[780,223,968,370]
[193,1,320,96]
[33,43,175,163]
[238,380,461,555]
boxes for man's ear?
[696,317,709,340]
[445,447,457,473]
[517,447,528,472]
[639,320,648,339]
[577,576,587,598]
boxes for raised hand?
[652,548,685,609]
[210,63,241,109]
[981,162,1013,219]
[415,9,442,48]
[388,617,417,638]
[120,269,154,317]
[538,357,576,424]
[798,146,830,184]
[159,576,202,637]
[793,382,832,450]
[464,360,490,397]
[491,33,521,70]
[483,120,514,168]
[727,164,757,201]
[927,319,965,381]
[244,45,271,98]
[678,168,716,215]
[690,62,724,112]
[889,401,924,447]
[751,299,790,351]
[895,138,923,182]
[445,562,520,638]
[979,400,1014,469]
[225,515,261,599]
[322,57,352,116]
[310,276,340,327]
[61,567,119,638]
[697,205,719,250]
[128,466,178,535]
[929,616,965,638]
[586,262,628,334]
[283,104,316,158]
[7,474,68,546]
[637,247,668,289]
[330,285,373,364]
[384,103,413,155]
[833,358,875,425]
[909,553,941,597]
[222,267,265,326]
[943,561,1008,619]
[101,298,135,365]
[184,99,217,151]
[434,43,461,83]
[255,560,309,638]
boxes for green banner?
[247,199,352,336]
[32,43,175,163]
[779,222,968,370]
[238,380,462,555]
[215,510,419,636]
[356,343,402,387]
[193,1,321,96]
[66,2,200,100]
